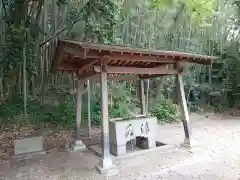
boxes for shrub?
[109,101,133,119]
[0,84,137,129]
[43,96,76,129]
[150,98,181,123]
[0,95,76,129]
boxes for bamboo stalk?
[23,39,27,117]
[41,2,48,105]
[0,1,4,102]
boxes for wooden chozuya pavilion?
[51,39,216,175]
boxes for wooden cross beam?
[139,74,169,79]
[93,65,178,75]
[89,74,139,82]
[103,53,176,63]
[76,69,96,80]
[77,60,99,74]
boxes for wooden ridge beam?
[93,65,178,75]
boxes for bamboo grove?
[0,0,240,126]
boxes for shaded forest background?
[1,0,240,130]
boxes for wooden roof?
[51,39,216,80]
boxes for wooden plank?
[63,46,100,59]
[139,68,184,79]
[104,53,175,63]
[58,59,98,71]
[93,65,178,75]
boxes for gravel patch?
[1,113,240,180]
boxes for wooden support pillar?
[96,66,118,175]
[87,79,92,138]
[139,80,146,115]
[145,79,150,113]
[73,79,86,151]
[76,79,84,140]
[175,73,191,147]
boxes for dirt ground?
[1,112,240,180]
